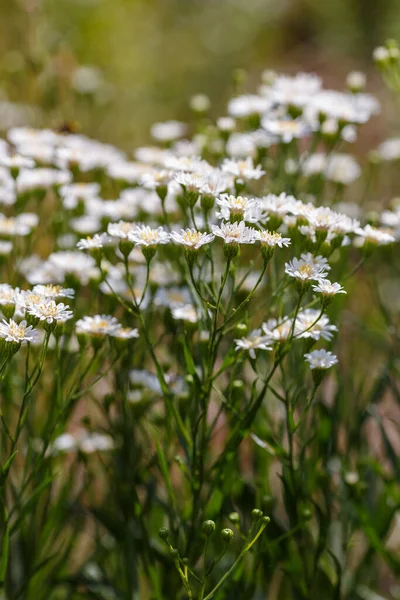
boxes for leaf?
[154,438,176,511]
[11,473,58,534]
[0,451,18,486]
[0,512,9,583]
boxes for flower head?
[216,195,261,223]
[171,228,214,250]
[221,157,265,181]
[26,299,73,325]
[0,319,36,344]
[128,225,170,247]
[235,329,272,359]
[76,315,120,337]
[312,280,346,297]
[305,349,338,370]
[212,220,257,245]
[285,253,329,283]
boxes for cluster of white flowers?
[0,66,395,396]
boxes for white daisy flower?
[171,304,199,323]
[355,224,395,246]
[221,157,265,181]
[128,225,170,247]
[378,138,400,161]
[32,284,75,299]
[174,171,209,192]
[110,327,139,340]
[255,230,291,247]
[325,154,361,185]
[150,120,187,142]
[234,329,273,359]
[0,214,32,237]
[296,309,337,341]
[262,118,310,143]
[216,117,236,132]
[76,233,112,251]
[0,319,36,344]
[216,194,261,223]
[107,221,138,240]
[200,172,233,197]
[0,284,18,307]
[141,169,173,190]
[305,349,338,370]
[260,193,297,218]
[212,220,257,245]
[228,95,272,118]
[27,300,73,325]
[171,228,214,249]
[285,254,329,283]
[312,280,346,297]
[0,155,35,170]
[76,315,120,337]
[262,318,293,342]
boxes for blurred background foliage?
[1,0,400,147]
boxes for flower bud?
[202,520,216,536]
[169,548,180,560]
[252,509,263,521]
[221,528,234,543]
[261,516,271,525]
[235,323,248,337]
[223,242,239,260]
[228,512,240,524]
[158,527,170,541]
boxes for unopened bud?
[221,528,234,543]
[202,520,216,536]
[228,512,240,524]
[158,527,170,541]
[252,509,263,521]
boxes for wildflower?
[312,280,346,299]
[285,253,329,285]
[355,224,395,247]
[110,326,139,340]
[377,138,400,161]
[171,304,199,323]
[262,318,293,342]
[268,72,322,107]
[0,319,36,344]
[150,120,187,142]
[26,300,73,328]
[228,95,272,119]
[0,214,32,237]
[296,309,337,341]
[262,118,310,143]
[234,329,272,359]
[255,230,291,261]
[304,349,338,369]
[174,171,208,206]
[128,225,170,248]
[108,221,137,240]
[76,315,120,337]
[221,157,265,181]
[212,220,257,245]
[32,284,75,299]
[76,233,111,251]
[216,194,261,223]
[0,284,18,317]
[212,220,257,258]
[216,117,236,132]
[0,155,35,177]
[325,154,361,185]
[171,228,214,250]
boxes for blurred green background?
[1,0,400,148]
